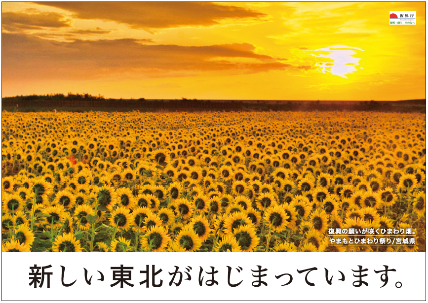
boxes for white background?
[1,252,425,301]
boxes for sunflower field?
[1,111,426,252]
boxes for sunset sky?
[2,2,425,100]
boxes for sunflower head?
[52,233,82,252]
[233,225,259,252]
[214,234,241,252]
[175,228,202,252]
[141,226,170,252]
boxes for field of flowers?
[1,111,426,252]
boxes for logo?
[390,11,416,25]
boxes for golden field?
[1,111,426,252]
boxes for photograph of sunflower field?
[1,2,426,253]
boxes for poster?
[1,1,426,301]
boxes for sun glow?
[313,45,363,78]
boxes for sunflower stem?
[89,199,99,252]
[30,191,38,232]
[134,217,142,252]
[111,225,118,243]
[266,223,273,252]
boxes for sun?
[312,45,363,78]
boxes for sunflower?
[174,227,202,252]
[273,241,297,252]
[52,233,82,252]
[146,194,161,211]
[62,213,74,235]
[290,198,311,221]
[74,204,94,231]
[115,187,135,209]
[413,191,425,217]
[309,209,329,234]
[220,194,234,209]
[188,167,203,184]
[131,207,152,232]
[141,184,157,196]
[361,191,382,209]
[313,187,329,204]
[14,224,35,249]
[121,168,136,182]
[96,186,117,210]
[42,205,64,229]
[298,177,314,192]
[110,236,132,252]
[341,184,354,199]
[398,174,418,193]
[168,182,182,200]
[356,180,370,192]
[153,185,167,200]
[189,215,211,242]
[260,183,275,195]
[220,165,233,181]
[264,205,289,232]
[174,198,194,219]
[378,216,394,232]
[359,207,381,228]
[245,207,262,227]
[54,190,75,208]
[305,229,323,249]
[378,187,396,206]
[143,213,163,232]
[163,164,177,180]
[141,226,171,252]
[224,212,253,234]
[2,239,31,252]
[2,193,24,213]
[213,234,242,252]
[318,237,346,252]
[300,242,318,252]
[32,179,52,196]
[110,207,132,231]
[318,173,332,188]
[2,176,15,192]
[233,225,259,252]
[349,190,364,209]
[231,180,247,195]
[281,203,298,230]
[12,210,28,227]
[193,194,209,213]
[170,222,184,238]
[399,222,418,252]
[256,192,277,210]
[158,208,176,226]
[208,196,221,215]
[321,196,339,216]
[96,242,109,252]
[344,217,369,241]
[188,185,203,198]
[231,195,249,211]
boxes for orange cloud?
[2,11,70,32]
[35,2,266,29]
[2,33,308,82]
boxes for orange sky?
[2,2,425,100]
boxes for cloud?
[2,11,71,32]
[69,27,112,35]
[2,33,309,82]
[35,2,266,30]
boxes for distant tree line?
[2,94,425,113]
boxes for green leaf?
[86,214,98,225]
[74,231,84,240]
[98,205,109,211]
[291,234,304,240]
